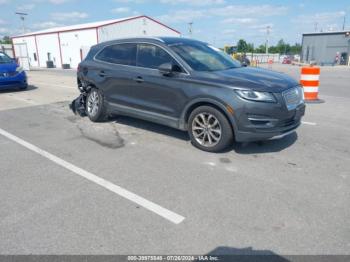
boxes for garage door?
[14,43,30,71]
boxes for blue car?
[0,52,27,91]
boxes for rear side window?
[137,44,178,70]
[96,43,136,66]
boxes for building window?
[33,53,37,61]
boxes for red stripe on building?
[57,32,63,68]
[34,35,40,67]
[96,27,99,44]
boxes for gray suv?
[76,37,305,152]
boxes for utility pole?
[15,12,28,33]
[342,15,346,31]
[188,22,193,37]
[265,25,271,55]
[314,22,318,32]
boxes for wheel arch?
[180,98,238,137]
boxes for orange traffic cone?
[300,67,324,103]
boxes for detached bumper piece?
[69,94,87,117]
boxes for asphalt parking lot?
[0,65,349,256]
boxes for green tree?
[269,46,278,53]
[247,43,254,53]
[224,45,236,55]
[276,39,285,54]
[290,43,302,55]
[0,36,11,44]
[223,39,302,55]
[275,39,292,54]
[237,39,248,53]
[254,44,266,53]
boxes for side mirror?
[158,63,174,76]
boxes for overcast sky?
[1,0,349,47]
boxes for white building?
[11,15,181,70]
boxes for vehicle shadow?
[207,246,289,262]
[110,115,190,141]
[110,115,298,153]
[0,85,38,94]
[231,132,298,154]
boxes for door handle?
[133,76,144,83]
[99,71,107,77]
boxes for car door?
[94,43,140,108]
[129,43,189,119]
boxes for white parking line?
[302,121,317,126]
[0,127,185,225]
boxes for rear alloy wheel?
[86,88,107,122]
[188,106,233,152]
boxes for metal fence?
[245,53,280,63]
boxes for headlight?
[235,90,276,103]
[298,85,305,101]
[15,66,24,73]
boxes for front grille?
[283,86,303,110]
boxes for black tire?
[188,106,233,152]
[86,88,107,122]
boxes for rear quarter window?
[85,47,98,61]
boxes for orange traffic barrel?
[300,67,323,103]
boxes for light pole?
[15,12,28,33]
[342,14,346,31]
[265,25,271,55]
[188,22,193,37]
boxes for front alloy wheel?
[192,113,222,147]
[86,88,107,122]
[188,106,233,152]
[87,90,100,117]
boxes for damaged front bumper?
[69,77,89,116]
[69,93,87,117]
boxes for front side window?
[137,44,179,70]
[168,41,241,72]
[96,43,137,66]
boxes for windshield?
[0,52,13,64]
[168,41,241,72]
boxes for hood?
[199,67,299,92]
[0,62,17,73]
